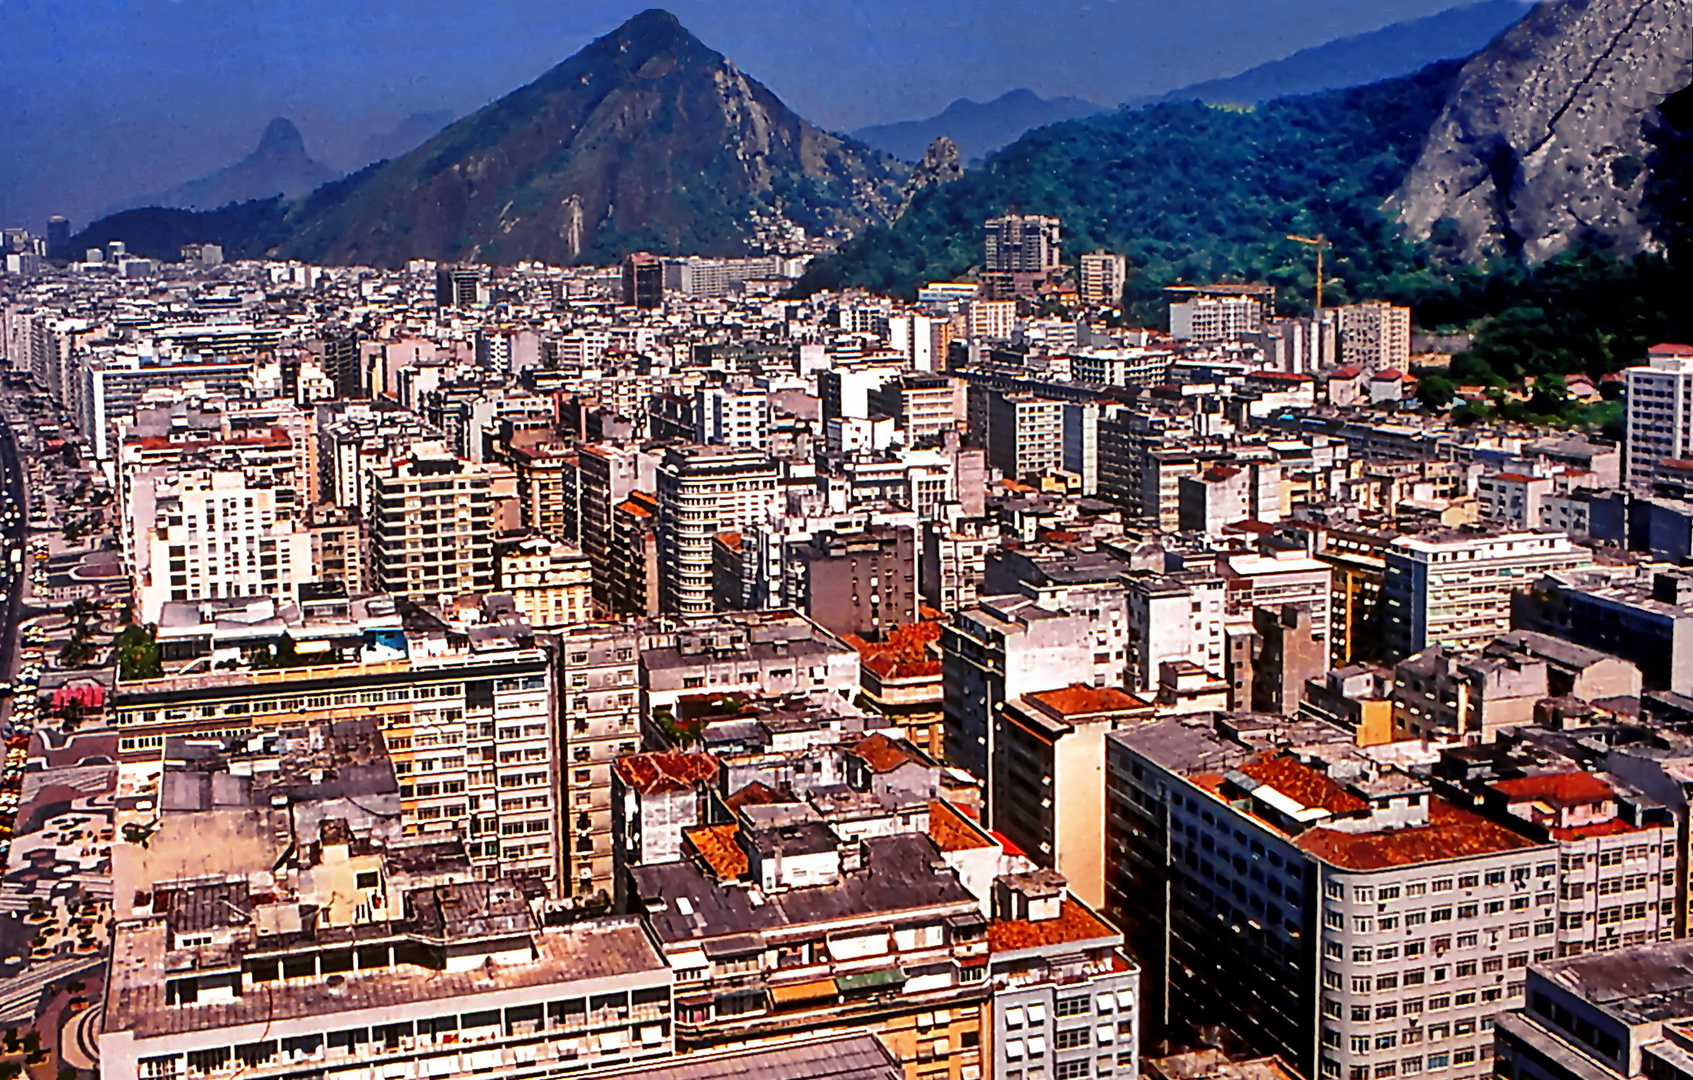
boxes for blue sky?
[0,0,1486,229]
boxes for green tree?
[1417,374,1457,410]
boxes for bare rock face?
[1391,0,1691,263]
[912,137,964,188]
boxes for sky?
[0,0,1486,231]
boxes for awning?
[836,968,908,993]
[667,949,708,970]
[770,979,839,1006]
[702,933,764,959]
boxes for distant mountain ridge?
[119,118,339,214]
[349,110,455,172]
[73,9,911,267]
[1146,0,1532,106]
[851,90,1106,165]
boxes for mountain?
[73,10,910,267]
[129,118,339,213]
[800,61,1465,310]
[350,110,455,171]
[851,90,1106,165]
[1146,0,1531,108]
[1393,0,1692,263]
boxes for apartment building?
[99,719,673,1080]
[370,446,497,601]
[498,535,593,630]
[1124,570,1228,694]
[1107,715,1557,1080]
[1079,251,1127,307]
[695,384,770,450]
[921,516,994,614]
[1512,564,1693,696]
[557,623,644,899]
[941,596,1100,791]
[1382,530,1594,661]
[988,871,1141,1080]
[1337,301,1412,370]
[1494,940,1693,1080]
[867,373,962,440]
[655,445,781,615]
[628,828,992,1080]
[1391,631,1642,743]
[639,609,861,716]
[993,685,1156,910]
[129,466,314,624]
[985,393,1065,482]
[1624,344,1693,487]
[111,622,564,890]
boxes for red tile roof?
[725,780,792,810]
[988,898,1116,952]
[1296,798,1539,870]
[1237,754,1367,815]
[929,800,996,852]
[1491,772,1617,808]
[685,824,748,879]
[850,733,925,773]
[1028,683,1152,718]
[1551,819,1640,841]
[611,751,719,794]
[1650,344,1693,357]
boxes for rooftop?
[1539,937,1693,1024]
[1294,798,1541,871]
[988,898,1118,954]
[612,750,720,795]
[631,833,974,945]
[1028,684,1153,720]
[1491,771,1618,808]
[105,915,666,1039]
[927,800,996,852]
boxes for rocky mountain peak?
[1392,0,1691,263]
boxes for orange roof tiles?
[1028,684,1152,718]
[850,621,944,681]
[1237,755,1367,815]
[611,751,719,795]
[725,780,792,810]
[1491,772,1617,807]
[1551,819,1640,841]
[988,899,1115,952]
[685,824,748,880]
[850,733,924,773]
[928,800,996,852]
[1296,798,1539,870]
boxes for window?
[1056,1029,1090,1050]
[1057,1063,1091,1080]
[1057,996,1091,1018]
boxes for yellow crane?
[1286,233,1331,313]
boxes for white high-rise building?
[1170,295,1262,342]
[693,385,769,450]
[655,445,780,615]
[1079,251,1127,307]
[1624,344,1693,487]
[1337,300,1413,369]
[1382,530,1595,660]
[130,467,313,625]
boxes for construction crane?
[1286,233,1331,314]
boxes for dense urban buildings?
[1,210,1688,1080]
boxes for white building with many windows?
[1624,343,1693,487]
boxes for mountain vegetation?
[70,9,910,268]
